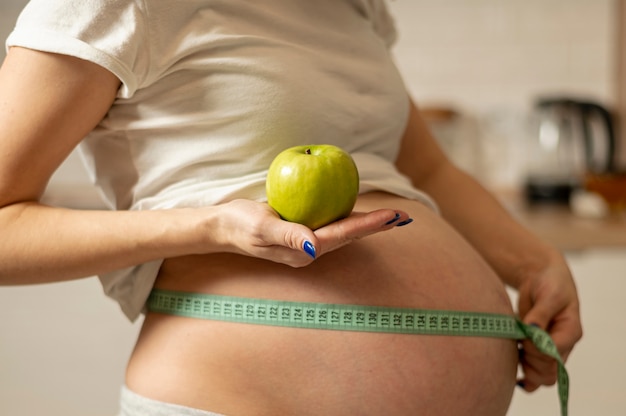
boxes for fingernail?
[530,323,541,328]
[385,213,401,225]
[395,218,414,227]
[303,240,316,259]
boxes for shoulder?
[7,0,155,97]
[364,0,398,46]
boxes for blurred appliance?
[524,98,616,204]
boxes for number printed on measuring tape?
[149,291,523,338]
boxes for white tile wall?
[387,0,617,187]
[388,0,617,113]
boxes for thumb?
[517,282,555,330]
[272,220,320,260]
[519,295,570,360]
[520,301,554,330]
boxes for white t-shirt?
[7,0,437,321]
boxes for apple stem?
[305,148,311,155]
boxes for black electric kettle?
[524,98,616,204]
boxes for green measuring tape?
[148,289,569,416]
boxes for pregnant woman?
[0,1,581,415]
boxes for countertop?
[494,189,626,252]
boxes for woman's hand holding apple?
[228,144,412,266]
[207,199,411,268]
[193,144,412,267]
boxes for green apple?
[266,144,359,230]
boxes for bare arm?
[0,48,410,284]
[0,47,201,282]
[395,99,583,391]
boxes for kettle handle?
[579,101,616,173]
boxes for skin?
[0,47,582,412]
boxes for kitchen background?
[1,0,625,415]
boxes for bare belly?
[125,192,518,415]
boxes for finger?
[521,298,558,332]
[553,309,583,357]
[517,341,558,391]
[256,214,321,261]
[314,209,411,254]
[340,209,411,231]
[260,209,411,264]
[252,218,320,266]
[523,306,582,364]
[518,361,558,392]
[281,224,320,260]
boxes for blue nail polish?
[517,381,526,389]
[303,241,316,259]
[395,218,414,227]
[385,213,401,225]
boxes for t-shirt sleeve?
[5,0,150,98]
[369,0,398,48]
